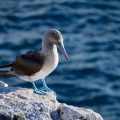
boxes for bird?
[0,29,68,94]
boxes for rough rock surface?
[0,85,103,120]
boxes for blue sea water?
[0,0,120,119]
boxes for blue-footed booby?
[0,29,68,94]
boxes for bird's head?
[44,29,68,61]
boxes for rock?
[0,87,103,120]
[58,104,103,120]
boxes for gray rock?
[58,104,103,120]
[0,87,103,120]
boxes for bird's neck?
[42,39,58,55]
[42,40,59,66]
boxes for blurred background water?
[0,0,120,119]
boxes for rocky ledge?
[0,82,103,120]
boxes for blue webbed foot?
[39,86,52,92]
[33,88,46,95]
[38,86,56,96]
[41,79,55,93]
[32,79,56,95]
[32,81,46,95]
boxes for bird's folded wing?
[12,52,46,76]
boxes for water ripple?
[0,0,120,119]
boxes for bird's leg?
[41,79,56,95]
[38,78,55,93]
[32,81,46,95]
[39,79,52,92]
[37,79,56,95]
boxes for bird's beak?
[57,42,69,61]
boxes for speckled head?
[43,29,68,61]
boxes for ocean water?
[0,0,120,119]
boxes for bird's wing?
[12,51,46,76]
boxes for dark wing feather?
[0,63,13,68]
[12,51,46,76]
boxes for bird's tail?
[0,63,14,78]
[0,63,13,68]
[0,70,14,78]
